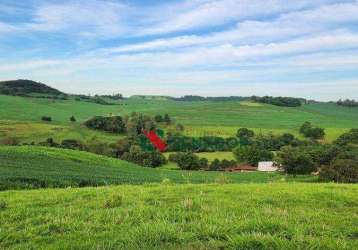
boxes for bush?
[0,200,7,210]
[233,145,273,166]
[299,122,325,139]
[120,146,166,168]
[84,116,126,133]
[176,152,202,170]
[334,129,358,145]
[41,116,52,122]
[277,146,316,175]
[70,116,76,122]
[61,139,85,150]
[236,128,255,146]
[209,159,221,171]
[319,159,358,183]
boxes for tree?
[236,128,255,146]
[70,116,76,122]
[299,122,325,140]
[163,114,171,124]
[177,152,202,170]
[209,159,221,171]
[319,159,358,183]
[154,115,163,123]
[277,146,316,175]
[41,116,52,122]
[233,145,273,166]
[236,128,255,138]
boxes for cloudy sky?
[0,0,358,100]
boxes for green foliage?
[61,139,85,150]
[233,145,274,166]
[70,116,76,122]
[337,99,358,107]
[0,79,64,96]
[334,128,358,145]
[41,116,52,122]
[236,128,255,145]
[154,114,163,122]
[121,146,167,168]
[176,152,203,170]
[319,159,358,183]
[277,146,316,175]
[84,116,126,133]
[166,135,238,152]
[299,122,325,139]
[252,95,303,107]
[0,200,7,210]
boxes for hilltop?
[0,79,65,97]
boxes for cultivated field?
[0,146,313,191]
[1,95,358,143]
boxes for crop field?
[0,95,357,142]
[0,183,357,249]
[0,146,315,191]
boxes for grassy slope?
[1,95,358,142]
[0,183,357,249]
[0,146,314,190]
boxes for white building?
[258,161,278,172]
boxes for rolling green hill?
[0,146,313,190]
[0,183,357,249]
[0,94,357,143]
[0,79,64,97]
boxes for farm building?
[258,161,278,172]
[225,165,257,172]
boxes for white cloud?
[25,0,129,38]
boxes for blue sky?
[0,0,358,100]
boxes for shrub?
[41,116,52,122]
[209,159,221,171]
[236,128,255,146]
[61,139,85,150]
[120,146,166,168]
[233,145,274,166]
[277,146,316,175]
[84,116,126,133]
[299,122,325,139]
[334,129,358,145]
[319,159,358,183]
[177,152,202,170]
[154,115,163,122]
[70,116,76,122]
[0,200,7,210]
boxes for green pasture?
[0,183,357,249]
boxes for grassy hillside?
[0,183,357,249]
[0,146,314,190]
[0,95,357,143]
[0,79,64,96]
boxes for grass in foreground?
[0,183,357,249]
[0,146,315,190]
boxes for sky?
[0,0,358,100]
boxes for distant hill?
[0,79,65,97]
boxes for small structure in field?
[225,164,257,172]
[258,161,277,172]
